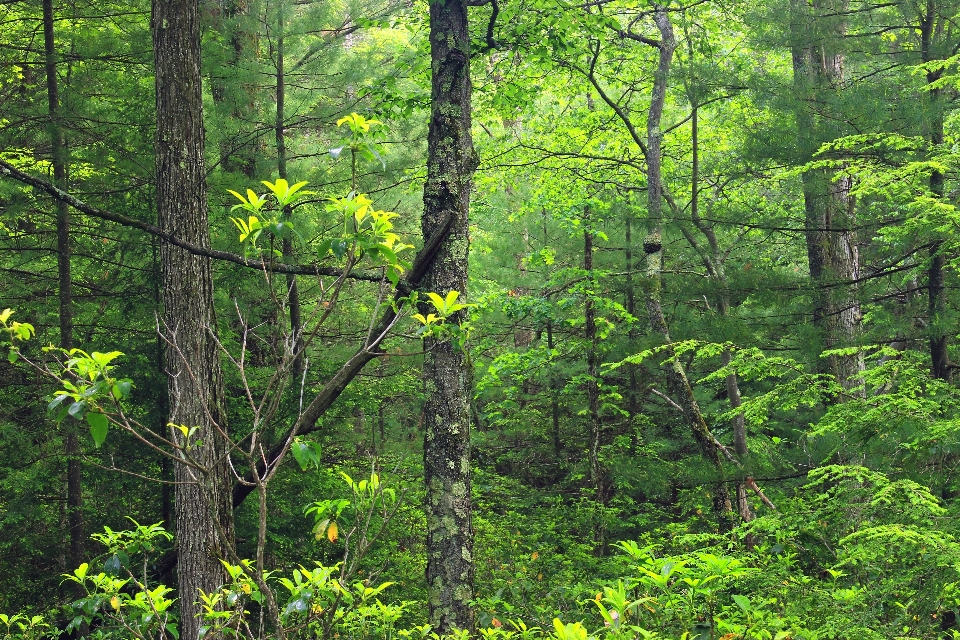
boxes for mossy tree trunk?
[790,0,864,394]
[641,7,731,523]
[153,0,234,635]
[421,0,477,630]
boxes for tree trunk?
[209,0,257,177]
[790,0,864,394]
[153,0,234,635]
[919,0,951,381]
[689,98,753,529]
[641,8,730,523]
[43,0,84,580]
[275,0,304,389]
[625,206,639,454]
[421,0,477,629]
[584,210,602,499]
[547,318,562,459]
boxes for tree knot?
[643,232,662,254]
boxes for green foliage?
[0,308,34,364]
[60,522,177,639]
[318,192,414,284]
[228,179,312,257]
[9,0,960,634]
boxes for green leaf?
[386,266,400,287]
[426,292,446,311]
[68,401,87,419]
[331,239,349,259]
[87,411,108,448]
[732,594,752,612]
[317,238,333,258]
[291,439,321,471]
[91,351,123,368]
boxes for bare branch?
[0,158,383,282]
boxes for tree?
[153,0,234,633]
[789,0,864,394]
[41,0,85,577]
[420,0,478,629]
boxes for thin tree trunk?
[920,0,951,381]
[210,0,257,177]
[584,210,602,497]
[547,318,561,460]
[43,0,84,578]
[153,0,234,634]
[625,206,639,453]
[275,0,304,386]
[641,8,730,523]
[690,99,752,528]
[421,0,477,630]
[584,208,606,552]
[545,209,562,460]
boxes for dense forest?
[3,0,960,637]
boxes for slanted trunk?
[153,0,234,634]
[641,8,730,523]
[421,0,477,630]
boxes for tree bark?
[153,0,234,635]
[209,0,257,177]
[641,8,730,523]
[275,0,304,391]
[790,0,864,394]
[421,0,477,629]
[43,0,84,580]
[584,210,602,499]
[919,0,951,381]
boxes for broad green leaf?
[68,400,87,419]
[87,411,108,448]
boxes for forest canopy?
[3,0,960,638]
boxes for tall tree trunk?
[584,208,606,552]
[920,0,951,381]
[625,206,639,454]
[209,0,257,177]
[275,0,304,388]
[43,0,84,578]
[153,0,234,635]
[421,0,477,629]
[641,8,730,523]
[584,210,602,498]
[790,0,864,394]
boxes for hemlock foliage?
[3,0,960,637]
